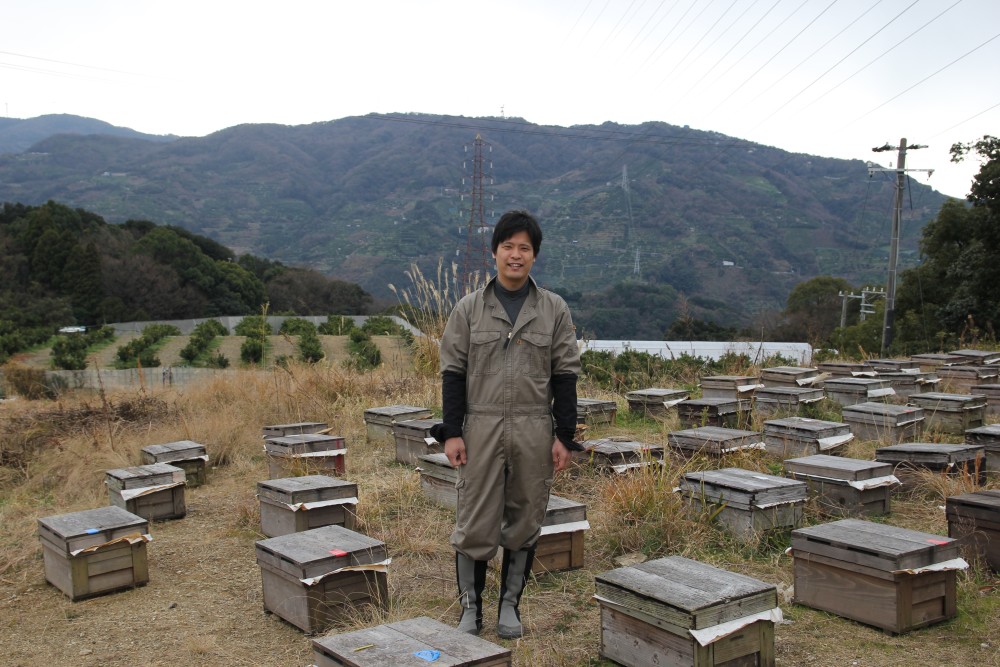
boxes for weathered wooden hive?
[875,370,940,402]
[908,391,987,434]
[875,442,985,486]
[255,524,388,633]
[753,386,824,416]
[261,421,328,439]
[625,387,689,417]
[257,475,358,538]
[841,401,924,443]
[140,439,209,487]
[762,417,853,459]
[311,616,512,667]
[822,376,895,407]
[37,505,151,601]
[965,423,1000,477]
[936,364,999,393]
[594,555,780,667]
[676,397,752,429]
[868,358,921,372]
[362,404,433,441]
[791,518,965,634]
[264,433,346,478]
[946,489,1000,571]
[678,467,807,539]
[391,418,443,465]
[909,352,963,373]
[667,426,764,457]
[815,361,876,385]
[699,375,762,400]
[948,348,1000,366]
[972,383,1000,416]
[581,438,663,473]
[784,454,898,516]
[416,452,458,508]
[577,397,618,425]
[759,365,819,389]
[105,463,186,521]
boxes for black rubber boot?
[455,552,488,635]
[497,547,534,639]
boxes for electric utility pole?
[869,139,932,356]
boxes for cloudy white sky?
[3,0,997,198]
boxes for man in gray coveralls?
[430,209,581,638]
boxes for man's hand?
[552,438,572,473]
[445,436,467,467]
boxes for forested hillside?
[0,113,954,337]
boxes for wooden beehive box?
[909,352,963,372]
[626,387,689,418]
[581,438,663,473]
[762,417,853,459]
[667,426,764,457]
[699,375,763,400]
[841,401,924,443]
[965,423,1000,477]
[535,495,589,575]
[868,358,921,372]
[822,377,895,407]
[257,475,358,538]
[578,397,618,425]
[105,463,186,521]
[312,616,512,667]
[264,433,346,478]
[255,525,388,633]
[262,421,328,439]
[973,383,1000,416]
[816,361,877,385]
[392,418,443,465]
[946,490,1000,571]
[949,348,1000,365]
[875,371,940,402]
[676,397,752,429]
[140,440,209,487]
[753,386,825,417]
[791,519,964,634]
[363,404,433,441]
[595,555,779,667]
[678,468,807,539]
[937,365,999,393]
[416,452,458,508]
[37,505,150,601]
[760,365,820,388]
[784,454,898,516]
[875,442,985,486]
[908,391,987,434]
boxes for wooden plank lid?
[257,475,358,504]
[791,518,959,570]
[255,524,386,580]
[37,505,148,554]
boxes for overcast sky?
[3,0,997,199]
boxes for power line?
[931,100,1000,138]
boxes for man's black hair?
[491,209,542,256]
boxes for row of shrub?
[115,324,180,369]
[179,319,230,368]
[50,326,116,370]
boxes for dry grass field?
[1,357,998,666]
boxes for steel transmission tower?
[460,134,494,295]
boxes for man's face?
[493,230,535,290]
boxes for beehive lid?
[679,467,807,508]
[595,555,777,630]
[312,616,511,665]
[678,397,748,414]
[363,404,433,425]
[626,387,689,402]
[543,494,587,527]
[817,361,876,377]
[105,463,185,489]
[261,422,327,438]
[824,376,893,392]
[868,358,920,371]
[946,490,1000,520]
[255,524,387,580]
[791,518,960,571]
[949,349,1000,365]
[910,353,963,366]
[141,440,207,462]
[37,505,148,555]
[760,366,819,384]
[841,401,924,426]
[965,423,1000,443]
[876,371,939,386]
[264,433,345,456]
[755,386,825,403]
[937,365,1000,380]
[392,417,441,436]
[784,454,894,482]
[578,397,617,410]
[416,452,457,481]
[700,375,761,388]
[909,392,988,410]
[875,442,984,465]
[668,426,763,452]
[257,475,358,505]
[582,439,662,469]
[763,417,852,440]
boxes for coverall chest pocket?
[515,330,552,377]
[469,330,503,376]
